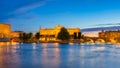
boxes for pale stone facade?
[0,23,11,38]
[39,25,80,41]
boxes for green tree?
[27,32,33,39]
[35,32,40,39]
[19,33,23,40]
[19,32,33,42]
[57,27,70,41]
[23,33,27,41]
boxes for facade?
[0,23,11,38]
[11,31,24,38]
[10,31,24,42]
[39,25,80,41]
[99,30,120,43]
[99,30,106,39]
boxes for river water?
[0,43,120,68]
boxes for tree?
[19,32,33,42]
[74,32,77,39]
[23,33,27,41]
[27,32,33,39]
[19,33,23,41]
[57,27,70,41]
[35,32,40,39]
[78,32,81,39]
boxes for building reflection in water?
[53,43,60,68]
[0,42,111,68]
[32,43,36,50]
[69,42,74,45]
[0,42,20,68]
[80,45,85,68]
[40,43,60,68]
[68,45,74,62]
[40,43,48,67]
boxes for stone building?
[10,31,25,42]
[99,30,106,39]
[0,23,11,38]
[99,30,120,43]
[11,31,24,38]
[39,25,80,41]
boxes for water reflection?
[0,42,21,68]
[32,43,36,50]
[1,43,120,68]
[53,43,60,68]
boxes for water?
[0,43,120,68]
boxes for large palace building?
[0,23,11,38]
[99,30,120,43]
[39,25,80,41]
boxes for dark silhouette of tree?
[27,32,33,39]
[74,32,77,39]
[23,33,27,41]
[57,27,70,41]
[35,32,40,39]
[19,33,23,41]
[19,32,33,42]
[78,32,81,39]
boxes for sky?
[1,0,120,33]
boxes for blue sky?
[1,0,120,32]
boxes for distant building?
[99,30,120,42]
[99,30,106,39]
[11,31,24,38]
[0,23,11,38]
[39,25,80,41]
[10,31,24,42]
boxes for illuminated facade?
[10,31,24,42]
[0,23,11,38]
[11,31,24,38]
[99,30,120,43]
[39,25,80,41]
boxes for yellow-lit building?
[39,25,80,41]
[99,30,120,43]
[0,23,11,38]
[10,31,24,42]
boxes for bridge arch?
[96,39,105,43]
[86,39,94,43]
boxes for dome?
[54,24,63,29]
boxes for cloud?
[0,0,53,22]
[81,25,120,32]
[14,0,51,13]
[94,23,120,27]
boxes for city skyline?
[1,0,120,32]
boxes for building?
[10,31,24,42]
[11,31,24,38]
[0,23,11,38]
[99,30,106,39]
[39,25,80,41]
[99,30,120,43]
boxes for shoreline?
[1,41,120,45]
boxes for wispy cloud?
[1,12,36,22]
[81,23,120,32]
[94,23,120,27]
[0,0,53,22]
[14,0,51,13]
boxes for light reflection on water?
[0,43,120,68]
